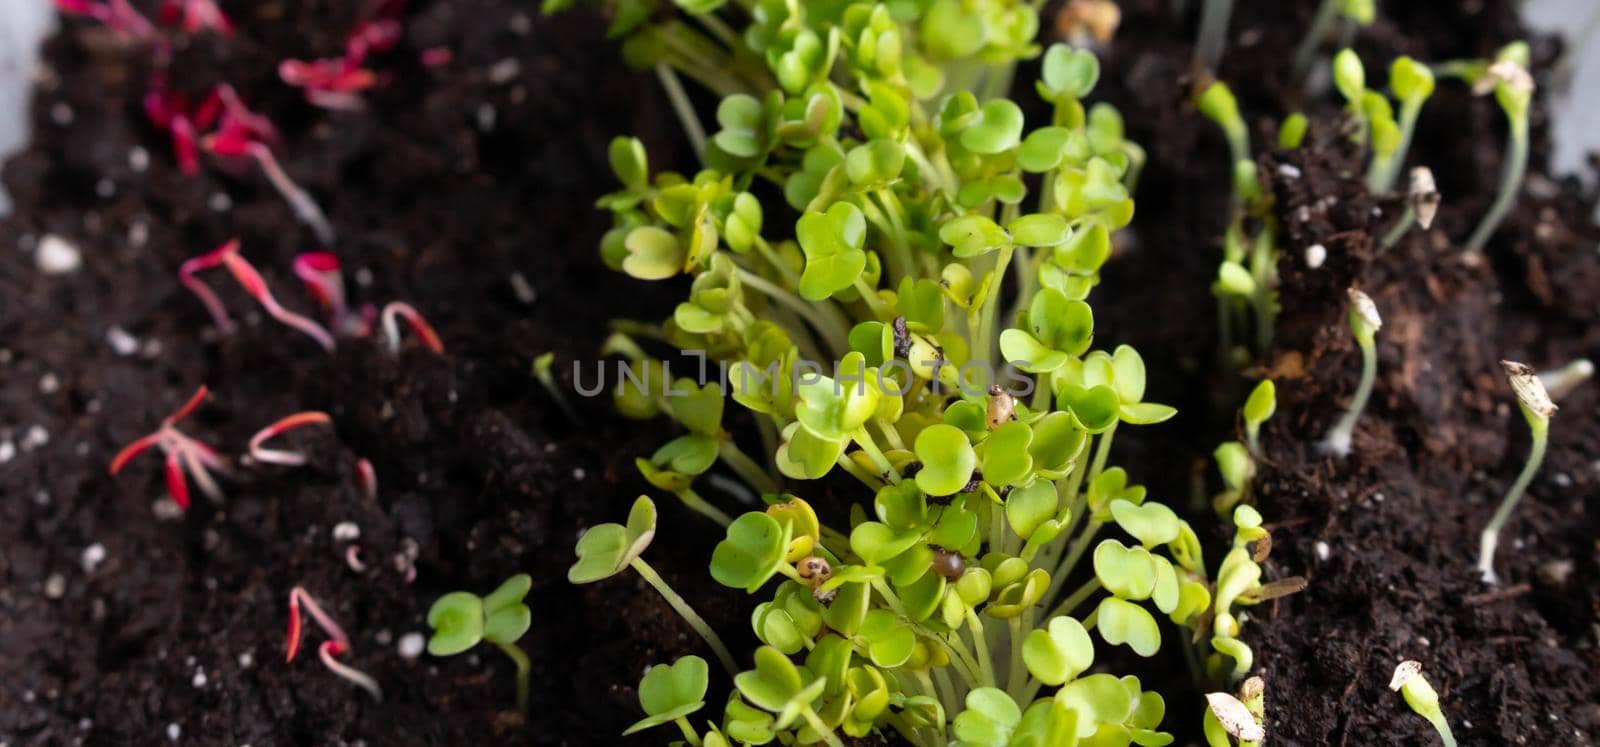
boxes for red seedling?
[279,19,402,110]
[158,0,233,35]
[202,106,332,246]
[286,587,383,701]
[108,386,227,509]
[180,238,338,351]
[355,458,378,501]
[380,302,445,354]
[54,0,157,39]
[248,411,333,466]
[293,252,375,336]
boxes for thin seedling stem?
[249,411,333,466]
[629,557,739,676]
[1464,117,1527,252]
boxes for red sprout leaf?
[108,385,227,509]
[159,0,233,35]
[202,132,336,246]
[179,239,338,351]
[292,252,372,335]
[286,587,382,701]
[248,411,333,466]
[55,0,157,39]
[379,302,444,355]
[355,458,378,501]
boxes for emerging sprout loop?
[286,587,382,701]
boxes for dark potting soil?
[0,0,1594,746]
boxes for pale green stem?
[1369,98,1425,193]
[932,667,963,715]
[675,487,734,527]
[1043,519,1104,607]
[1005,617,1027,696]
[735,268,851,354]
[800,706,847,747]
[1323,336,1376,456]
[965,609,997,687]
[718,440,777,494]
[493,641,531,715]
[852,276,891,320]
[852,427,901,484]
[981,246,1015,364]
[675,716,704,746]
[631,558,740,676]
[836,454,886,489]
[1291,0,1339,82]
[655,64,706,161]
[1476,414,1548,583]
[1380,205,1417,250]
[1086,422,1117,484]
[1045,577,1102,621]
[1194,0,1236,73]
[1465,117,1528,253]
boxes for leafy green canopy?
[551,0,1291,743]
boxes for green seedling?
[1465,43,1535,253]
[1203,686,1265,746]
[569,496,739,674]
[1476,362,1555,584]
[1242,379,1276,455]
[1291,0,1375,81]
[426,574,533,715]
[1380,166,1441,250]
[1322,288,1381,457]
[1197,82,1250,203]
[531,352,580,424]
[1389,661,1456,747]
[548,0,1280,736]
[1368,57,1435,193]
[624,655,710,743]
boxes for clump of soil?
[0,0,1595,744]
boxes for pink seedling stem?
[108,386,227,509]
[293,252,375,336]
[181,239,338,351]
[159,0,233,35]
[248,411,333,466]
[380,302,444,355]
[286,587,383,701]
[55,0,157,39]
[203,132,336,246]
[355,458,378,500]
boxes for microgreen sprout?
[201,125,336,246]
[380,302,445,355]
[180,239,338,351]
[286,586,382,701]
[293,251,373,336]
[248,411,333,466]
[1242,379,1276,456]
[1381,166,1440,249]
[1322,288,1381,457]
[1203,690,1265,744]
[623,655,710,743]
[1476,361,1556,584]
[1464,43,1534,253]
[108,385,226,509]
[1388,661,1456,747]
[279,19,402,110]
[426,574,534,714]
[1367,57,1435,193]
[1539,358,1594,401]
[532,352,580,423]
[569,497,738,676]
[355,457,378,500]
